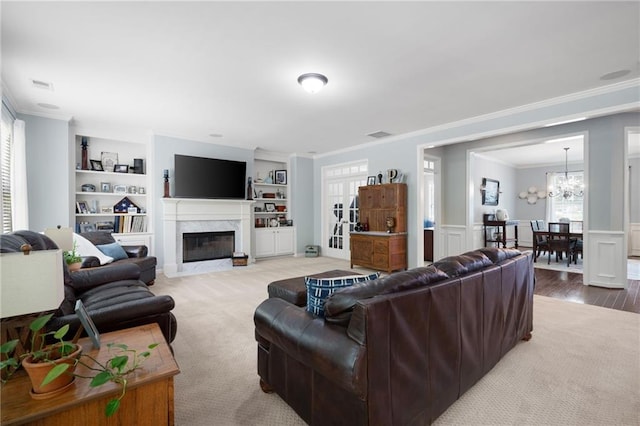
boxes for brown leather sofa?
[78,231,157,285]
[1,230,176,344]
[254,247,534,425]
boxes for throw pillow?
[96,242,128,261]
[305,272,379,317]
[73,233,114,265]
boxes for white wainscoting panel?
[586,231,626,289]
[439,225,467,258]
[630,223,640,256]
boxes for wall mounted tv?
[174,154,247,199]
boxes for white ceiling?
[477,132,640,168]
[2,1,639,155]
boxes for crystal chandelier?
[547,147,584,199]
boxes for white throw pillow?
[73,233,114,265]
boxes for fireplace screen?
[183,231,235,263]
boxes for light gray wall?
[513,164,581,222]
[18,114,71,232]
[290,155,314,254]
[472,156,516,223]
[630,156,640,223]
[152,134,255,268]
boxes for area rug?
[152,256,639,426]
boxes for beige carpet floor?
[153,256,640,426]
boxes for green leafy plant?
[0,314,157,417]
[63,241,82,265]
[0,313,75,384]
[76,342,158,417]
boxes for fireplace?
[183,231,235,263]
[162,198,253,277]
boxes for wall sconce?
[518,186,547,204]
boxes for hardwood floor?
[534,268,640,314]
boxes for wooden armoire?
[350,183,407,273]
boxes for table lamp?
[0,247,64,319]
[1,245,65,363]
[44,226,73,252]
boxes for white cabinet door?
[254,227,295,257]
[275,227,295,255]
[255,228,276,257]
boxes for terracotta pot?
[22,343,82,397]
[67,262,82,272]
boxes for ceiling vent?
[31,79,54,91]
[367,131,392,139]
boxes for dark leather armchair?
[0,231,176,344]
[79,231,157,285]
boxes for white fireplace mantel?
[162,198,254,277]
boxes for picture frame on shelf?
[367,176,377,185]
[76,201,89,214]
[113,184,127,194]
[101,206,114,213]
[75,300,100,349]
[101,152,118,172]
[128,185,137,194]
[90,160,104,171]
[114,164,129,173]
[79,222,96,233]
[127,206,138,214]
[264,202,276,212]
[100,182,111,192]
[275,169,287,185]
[138,186,146,194]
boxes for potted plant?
[0,313,81,397]
[63,241,82,271]
[0,314,157,417]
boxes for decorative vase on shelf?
[163,170,170,198]
[80,137,89,170]
[385,217,395,233]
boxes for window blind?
[1,104,14,233]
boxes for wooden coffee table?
[1,323,180,425]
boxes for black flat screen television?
[174,154,246,199]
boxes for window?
[1,104,14,233]
[547,171,584,222]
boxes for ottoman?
[267,269,358,306]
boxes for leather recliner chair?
[0,230,176,344]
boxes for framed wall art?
[481,178,500,206]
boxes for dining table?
[532,229,583,265]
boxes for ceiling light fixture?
[297,73,328,94]
[547,147,584,199]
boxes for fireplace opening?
[183,231,235,263]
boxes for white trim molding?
[630,223,640,257]
[586,231,627,289]
[440,225,467,257]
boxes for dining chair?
[530,220,549,260]
[548,222,575,266]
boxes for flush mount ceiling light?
[297,73,328,94]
